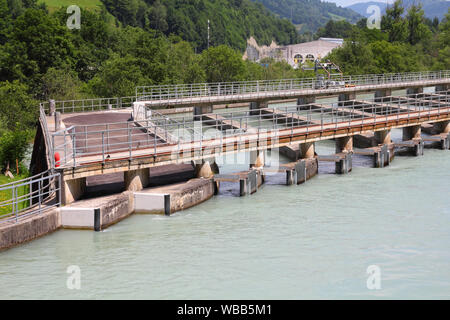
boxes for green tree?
[0,129,30,171]
[406,4,431,45]
[1,8,74,87]
[87,54,151,97]
[41,67,84,101]
[200,45,247,83]
[0,80,37,130]
[381,0,408,43]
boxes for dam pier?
[1,70,450,250]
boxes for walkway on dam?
[134,71,450,108]
[48,90,450,179]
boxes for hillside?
[250,0,363,32]
[99,0,300,52]
[347,0,450,20]
[38,0,102,12]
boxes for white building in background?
[243,37,344,68]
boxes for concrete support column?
[297,96,316,106]
[374,89,392,102]
[194,159,219,179]
[249,150,264,169]
[124,168,150,191]
[299,142,315,159]
[62,177,86,205]
[338,92,356,106]
[335,136,353,174]
[49,99,56,116]
[335,136,353,154]
[193,104,213,121]
[403,125,421,141]
[373,144,390,168]
[374,129,392,145]
[406,87,423,95]
[249,100,269,115]
[54,112,61,131]
[434,120,450,134]
[435,84,448,93]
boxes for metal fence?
[136,70,450,102]
[41,96,137,115]
[0,170,61,224]
[50,91,450,168]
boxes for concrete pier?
[62,177,86,205]
[375,129,392,145]
[299,142,315,159]
[435,84,448,92]
[338,92,356,106]
[406,87,423,95]
[193,104,213,121]
[250,100,269,115]
[403,125,421,141]
[124,168,149,191]
[374,89,392,102]
[434,120,450,134]
[250,150,265,168]
[297,96,315,106]
[194,159,219,179]
[335,136,353,174]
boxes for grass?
[38,0,102,12]
[0,174,30,217]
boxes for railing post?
[102,131,105,164]
[128,123,132,160]
[72,131,76,167]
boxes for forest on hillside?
[0,0,449,173]
[100,0,300,51]
[251,0,362,32]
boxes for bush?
[0,130,30,172]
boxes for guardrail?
[41,96,136,115]
[0,170,61,224]
[50,91,450,168]
[136,70,450,102]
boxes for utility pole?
[207,19,210,49]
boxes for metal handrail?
[0,170,61,224]
[41,96,136,115]
[50,91,450,168]
[136,70,450,101]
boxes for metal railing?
[50,91,450,168]
[0,170,61,224]
[41,96,136,115]
[136,70,450,102]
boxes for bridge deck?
[59,104,450,179]
[137,79,450,108]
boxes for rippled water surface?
[1,89,449,299]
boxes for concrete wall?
[100,192,134,229]
[0,208,61,251]
[134,193,168,214]
[168,179,215,213]
[61,207,94,229]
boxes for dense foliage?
[320,1,449,75]
[100,0,300,51]
[250,0,362,32]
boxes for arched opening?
[305,54,315,62]
[293,54,303,65]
